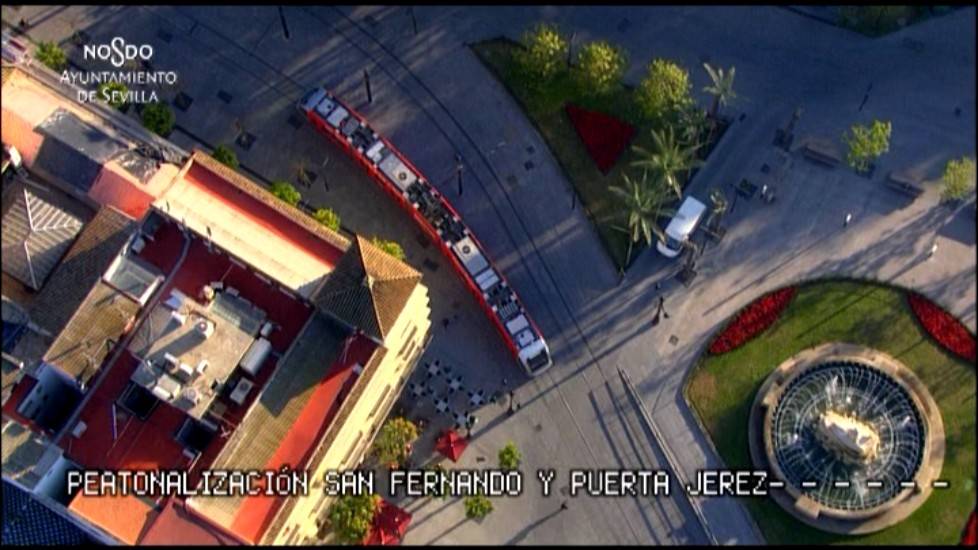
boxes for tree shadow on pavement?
[504,507,564,545]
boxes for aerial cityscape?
[1,4,975,547]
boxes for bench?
[802,141,841,167]
[885,171,924,199]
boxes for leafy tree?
[426,463,450,500]
[97,81,129,109]
[372,417,418,467]
[574,40,627,96]
[140,102,175,137]
[270,180,302,206]
[498,442,522,471]
[211,145,239,170]
[608,170,674,265]
[370,237,406,261]
[463,494,494,520]
[515,23,568,83]
[941,156,976,201]
[636,58,693,123]
[328,493,380,545]
[839,6,915,35]
[843,119,891,172]
[702,62,737,121]
[630,126,703,200]
[35,41,67,71]
[313,207,341,231]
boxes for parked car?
[656,196,707,258]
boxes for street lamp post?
[455,153,464,196]
[363,69,373,104]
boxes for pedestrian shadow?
[504,507,564,545]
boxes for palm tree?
[706,187,728,232]
[702,62,737,121]
[608,170,674,266]
[630,126,703,200]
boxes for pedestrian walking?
[844,213,852,227]
[442,317,450,330]
[560,501,569,511]
[929,241,938,258]
[507,390,516,416]
[760,184,768,199]
[656,295,670,320]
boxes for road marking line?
[900,481,916,488]
[933,480,950,489]
[801,481,817,488]
[834,480,850,488]
[866,481,883,488]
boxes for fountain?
[749,343,945,534]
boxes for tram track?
[102,4,709,543]
[306,6,709,544]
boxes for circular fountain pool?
[748,343,945,534]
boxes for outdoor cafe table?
[434,397,449,414]
[453,411,469,429]
[468,390,485,407]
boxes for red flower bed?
[565,103,635,174]
[709,287,797,355]
[907,292,976,363]
[962,509,976,546]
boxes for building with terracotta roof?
[3,51,432,545]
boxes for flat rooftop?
[155,153,348,298]
[126,289,265,419]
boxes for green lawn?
[472,39,682,270]
[685,280,976,545]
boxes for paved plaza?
[4,5,974,545]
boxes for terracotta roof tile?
[312,236,420,341]
[42,282,140,386]
[28,205,134,336]
[188,151,350,254]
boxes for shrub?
[498,442,522,471]
[372,417,418,467]
[940,156,976,202]
[35,41,67,71]
[313,207,341,231]
[515,23,568,83]
[97,81,129,109]
[574,40,627,96]
[636,58,693,123]
[211,145,239,170]
[843,119,891,172]
[140,102,175,137]
[463,494,493,520]
[370,237,405,261]
[328,493,380,545]
[270,180,301,206]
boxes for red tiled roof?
[140,497,245,546]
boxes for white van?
[656,196,707,258]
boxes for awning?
[434,429,467,463]
[362,500,411,546]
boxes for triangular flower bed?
[565,103,636,174]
